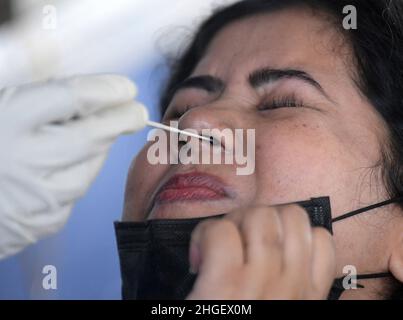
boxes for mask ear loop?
[331,196,403,223]
[329,196,403,297]
[356,273,391,280]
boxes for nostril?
[207,135,229,154]
[211,136,223,148]
[204,135,219,146]
[178,139,187,147]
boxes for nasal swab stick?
[146,120,211,142]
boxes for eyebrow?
[172,67,333,103]
[172,75,225,95]
[249,68,332,101]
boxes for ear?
[389,234,403,283]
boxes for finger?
[279,204,313,296]
[0,162,59,213]
[23,74,138,126]
[24,203,75,237]
[310,227,336,299]
[227,206,284,270]
[28,102,147,169]
[18,130,110,170]
[12,153,105,215]
[20,131,110,171]
[12,153,109,212]
[187,219,244,299]
[228,207,285,298]
[68,74,138,116]
[73,101,148,139]
[0,201,74,258]
[40,152,109,205]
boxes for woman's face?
[124,8,402,295]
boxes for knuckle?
[210,219,236,235]
[313,227,336,266]
[280,204,310,224]
[240,206,283,246]
[240,206,275,231]
[313,226,333,243]
[195,218,234,239]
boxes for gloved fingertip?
[136,103,149,125]
[118,102,149,134]
[104,74,138,99]
[90,74,137,101]
[70,74,139,116]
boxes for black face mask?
[115,196,403,300]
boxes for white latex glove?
[0,74,149,259]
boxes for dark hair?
[159,0,403,298]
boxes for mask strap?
[332,196,403,223]
[356,272,391,280]
[328,272,391,300]
[333,272,391,287]
[328,197,402,300]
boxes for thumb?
[68,101,149,148]
[187,219,244,299]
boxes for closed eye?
[165,95,307,121]
[258,95,306,111]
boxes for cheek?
[254,120,355,205]
[123,143,169,221]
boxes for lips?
[155,172,229,204]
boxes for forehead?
[192,7,350,83]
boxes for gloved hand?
[0,74,149,259]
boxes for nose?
[177,102,243,151]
